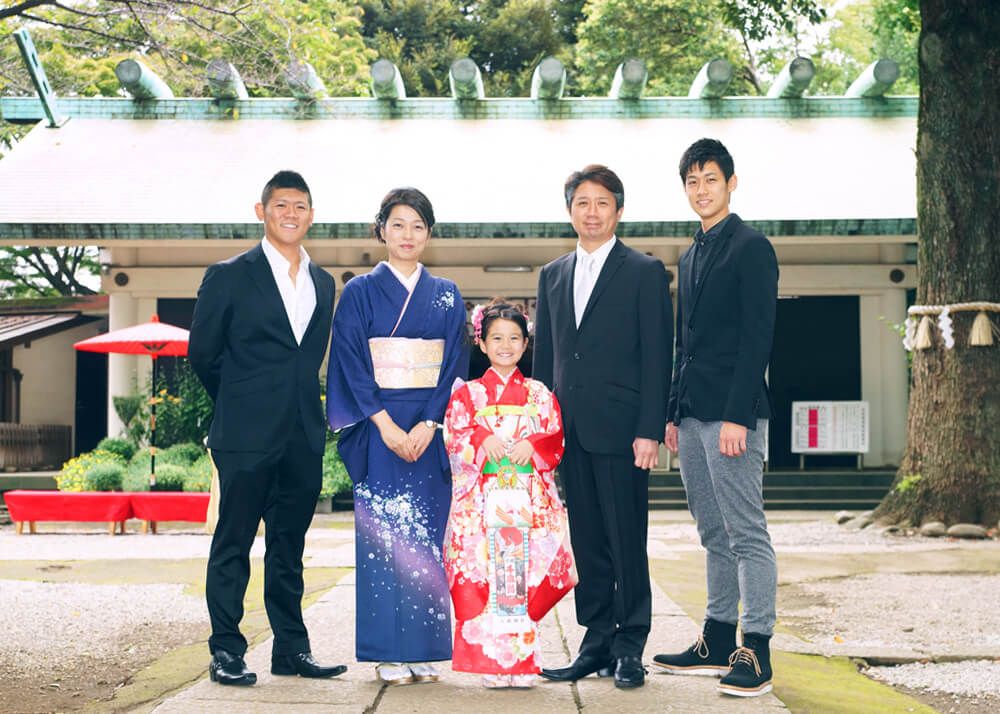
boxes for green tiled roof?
[0,95,917,122]
[0,219,916,241]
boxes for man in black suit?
[534,165,672,689]
[189,170,345,686]
[652,139,779,698]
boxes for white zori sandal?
[408,663,441,683]
[376,662,414,685]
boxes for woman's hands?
[371,410,438,463]
[481,436,535,466]
[406,422,435,462]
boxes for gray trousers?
[677,418,777,636]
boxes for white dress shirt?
[384,261,423,294]
[574,236,617,327]
[261,237,316,345]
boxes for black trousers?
[561,427,651,658]
[206,422,322,657]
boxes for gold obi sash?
[368,337,445,389]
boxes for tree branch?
[0,0,57,22]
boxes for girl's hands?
[481,435,507,464]
[507,440,534,466]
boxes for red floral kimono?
[443,367,577,674]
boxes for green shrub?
[84,462,125,492]
[161,441,204,465]
[321,438,351,499]
[56,450,126,492]
[184,454,214,492]
[96,437,136,463]
[150,463,188,492]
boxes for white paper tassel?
[937,307,954,349]
[902,316,917,352]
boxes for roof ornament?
[371,59,406,100]
[530,57,566,100]
[286,60,328,100]
[610,58,647,100]
[449,58,485,100]
[688,58,733,99]
[206,59,249,100]
[115,59,175,100]
[846,59,900,98]
[12,28,66,128]
[767,56,815,98]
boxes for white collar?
[261,236,310,274]
[384,261,422,293]
[576,235,617,264]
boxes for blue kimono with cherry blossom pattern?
[326,262,467,662]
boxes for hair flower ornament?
[471,304,486,343]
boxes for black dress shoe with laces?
[209,649,257,686]
[271,651,348,678]
[613,655,645,689]
[540,654,615,682]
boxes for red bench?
[3,490,209,535]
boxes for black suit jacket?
[667,214,778,430]
[188,243,336,455]
[533,239,673,454]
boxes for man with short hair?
[534,165,672,689]
[189,170,345,686]
[652,139,779,698]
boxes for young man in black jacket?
[653,139,779,698]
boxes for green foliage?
[161,441,205,466]
[184,454,215,493]
[84,462,125,492]
[56,450,126,492]
[894,472,922,495]
[149,463,188,492]
[575,0,748,96]
[719,0,825,43]
[0,247,99,298]
[95,437,137,463]
[321,435,352,499]
[141,359,214,449]
[113,394,147,445]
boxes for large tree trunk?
[877,1,1000,527]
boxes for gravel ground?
[781,573,1000,654]
[868,661,1000,714]
[0,580,206,658]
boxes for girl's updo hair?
[477,297,529,342]
[373,187,436,243]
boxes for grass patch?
[772,651,936,714]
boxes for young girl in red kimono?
[443,299,577,688]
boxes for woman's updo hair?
[478,297,529,341]
[373,187,436,243]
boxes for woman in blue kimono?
[326,187,467,685]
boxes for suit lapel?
[549,253,576,338]
[688,215,739,317]
[579,239,626,330]
[245,243,298,348]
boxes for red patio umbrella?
[75,315,190,485]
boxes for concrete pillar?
[860,291,909,467]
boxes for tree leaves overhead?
[0,247,98,297]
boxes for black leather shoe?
[271,651,347,678]
[613,655,645,689]
[540,654,615,682]
[209,649,257,686]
